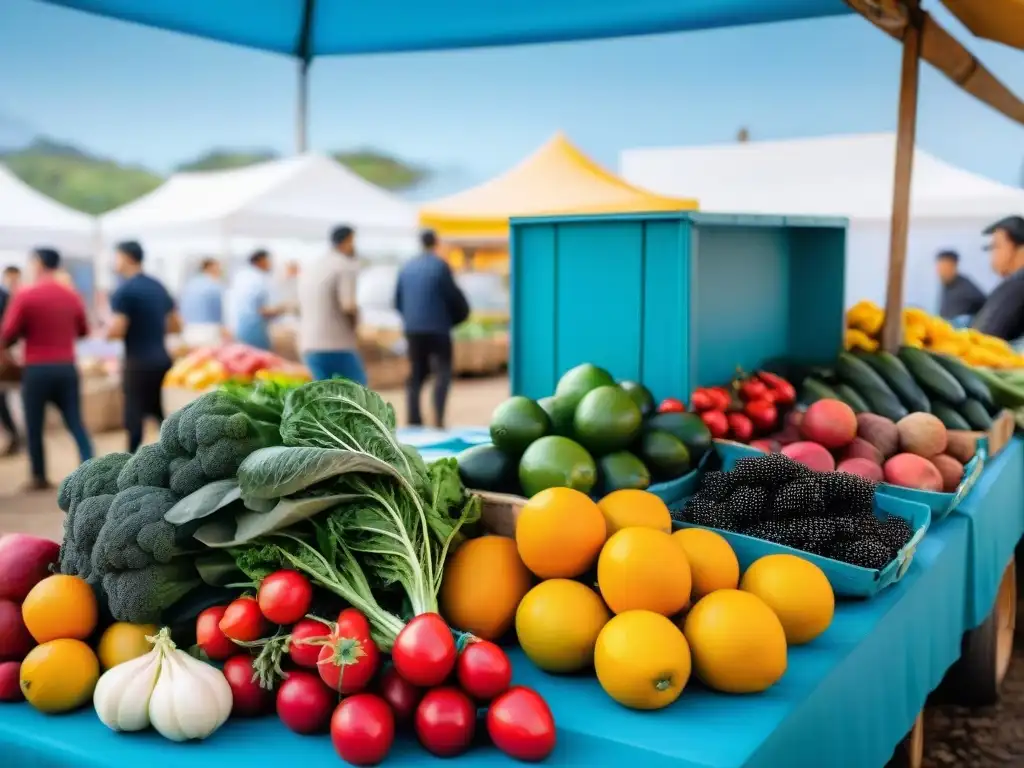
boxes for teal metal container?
[509,211,848,403]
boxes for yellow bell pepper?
[903,323,928,348]
[845,328,879,353]
[846,300,885,336]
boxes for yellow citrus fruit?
[672,528,740,599]
[440,535,533,641]
[97,622,159,670]
[597,527,691,616]
[515,487,607,579]
[20,639,100,714]
[515,579,610,673]
[740,554,834,645]
[597,490,671,536]
[683,589,787,694]
[594,610,691,710]
[21,574,98,643]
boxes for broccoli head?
[57,452,132,513]
[117,443,172,491]
[169,455,209,497]
[102,561,201,624]
[91,486,184,573]
[59,493,115,579]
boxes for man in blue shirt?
[973,216,1024,341]
[180,257,227,347]
[395,230,470,428]
[229,250,284,350]
[107,240,181,452]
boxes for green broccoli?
[168,455,209,497]
[159,408,189,458]
[91,486,184,572]
[102,562,201,624]
[57,452,132,512]
[59,493,115,579]
[116,443,172,491]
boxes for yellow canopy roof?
[419,132,698,240]
[940,0,1024,51]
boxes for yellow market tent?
[419,132,698,243]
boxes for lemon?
[97,622,158,670]
[740,554,834,645]
[672,528,740,599]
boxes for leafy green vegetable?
[163,479,241,525]
[237,446,403,500]
[195,492,358,547]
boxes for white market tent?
[0,163,97,254]
[620,132,1024,312]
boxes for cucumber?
[801,376,840,405]
[852,350,930,413]
[835,352,908,421]
[928,353,994,409]
[975,367,1024,409]
[959,398,994,430]
[931,401,971,431]
[897,347,966,405]
[835,384,869,414]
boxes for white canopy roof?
[99,153,419,244]
[620,132,1024,221]
[0,163,96,253]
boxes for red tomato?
[726,412,755,443]
[276,670,336,734]
[331,694,395,767]
[708,387,733,411]
[689,390,714,412]
[377,665,423,724]
[257,570,313,625]
[219,596,270,643]
[456,640,512,702]
[739,379,769,402]
[392,613,457,688]
[744,399,779,432]
[487,687,557,762]
[657,397,686,414]
[336,608,373,641]
[222,655,274,717]
[317,631,380,694]
[289,618,332,669]
[757,371,797,406]
[699,410,730,439]
[415,687,477,758]
[196,606,237,660]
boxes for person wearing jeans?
[0,248,93,490]
[0,265,22,454]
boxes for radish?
[0,535,60,602]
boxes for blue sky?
[1,0,1023,192]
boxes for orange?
[672,528,740,599]
[597,490,672,536]
[515,487,607,579]
[683,589,787,693]
[440,536,533,641]
[515,579,610,673]
[740,554,834,645]
[22,574,98,643]
[597,527,691,616]
[595,610,691,710]
[97,622,158,670]
[20,639,100,713]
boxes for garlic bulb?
[93,628,233,742]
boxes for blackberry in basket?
[713,486,770,530]
[698,471,732,503]
[771,477,825,519]
[828,537,893,570]
[833,514,883,542]
[819,471,875,516]
[880,515,915,553]
[729,454,810,489]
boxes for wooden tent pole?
[881,2,922,352]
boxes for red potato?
[0,600,33,662]
[930,454,965,493]
[0,661,22,702]
[0,535,60,603]
[801,399,857,448]
[856,413,899,458]
[840,437,884,466]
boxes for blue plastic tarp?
[38,0,852,57]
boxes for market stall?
[0,164,97,257]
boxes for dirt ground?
[0,373,1020,765]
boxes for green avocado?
[489,396,550,455]
[573,385,643,456]
[644,412,712,466]
[598,450,651,494]
[456,443,518,493]
[640,430,691,481]
[618,380,656,418]
[518,436,597,498]
[537,395,576,437]
[555,363,615,411]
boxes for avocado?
[640,430,691,481]
[538,395,575,437]
[598,450,651,494]
[573,385,643,456]
[518,436,597,498]
[457,443,517,493]
[618,380,655,418]
[644,412,712,465]
[555,363,615,411]
[489,396,550,455]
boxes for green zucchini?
[852,350,930,413]
[835,352,908,421]
[897,347,966,405]
[835,384,869,414]
[801,376,840,405]
[959,398,994,430]
[972,367,1024,409]
[931,401,971,431]
[929,353,994,409]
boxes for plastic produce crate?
[509,211,847,404]
[875,439,987,522]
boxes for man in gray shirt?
[297,225,366,385]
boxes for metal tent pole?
[297,60,310,153]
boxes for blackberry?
[829,537,892,570]
[713,486,770,529]
[699,471,731,502]
[742,519,789,545]
[729,454,810,489]
[772,477,825,518]
[880,515,914,552]
[784,516,838,552]
[820,471,875,516]
[833,515,882,542]
[677,494,718,527]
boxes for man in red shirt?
[0,248,93,490]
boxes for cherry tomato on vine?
[196,605,236,660]
[257,570,313,625]
[219,596,269,643]
[392,613,456,688]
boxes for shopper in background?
[298,225,366,384]
[0,265,22,454]
[935,249,985,323]
[395,230,470,429]
[107,240,181,453]
[180,257,228,347]
[972,216,1024,342]
[229,249,285,350]
[0,248,92,490]
[278,260,301,317]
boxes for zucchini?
[801,376,840,405]
[835,384,869,414]
[852,350,930,413]
[897,347,966,405]
[972,367,1024,409]
[959,398,994,430]
[931,401,971,431]
[835,352,908,421]
[929,353,994,409]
